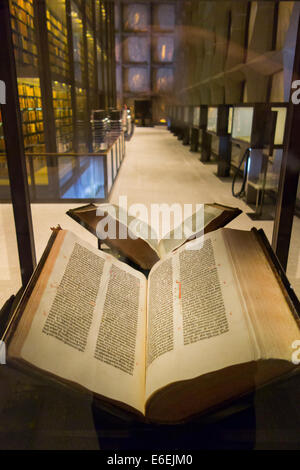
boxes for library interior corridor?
[1,0,300,452]
[4,124,298,308]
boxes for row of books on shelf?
[14,49,38,68]
[49,46,68,63]
[52,86,71,96]
[10,0,37,70]
[12,25,36,51]
[48,34,69,75]
[54,110,72,120]
[47,9,69,78]
[56,124,73,135]
[22,122,44,135]
[47,21,68,45]
[11,0,34,17]
[50,63,69,78]
[53,94,71,103]
[22,109,43,123]
[24,133,44,147]
[19,96,42,109]
[46,9,67,36]
[0,134,44,152]
[18,83,41,97]
[10,0,34,29]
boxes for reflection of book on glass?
[67,203,242,269]
[4,227,300,424]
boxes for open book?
[67,203,242,269]
[4,227,300,423]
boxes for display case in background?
[193,106,201,128]
[207,106,218,133]
[201,106,232,176]
[231,106,254,143]
[230,104,288,219]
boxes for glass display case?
[207,107,218,133]
[183,106,190,124]
[228,106,233,135]
[231,107,254,143]
[193,106,201,128]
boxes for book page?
[145,229,259,402]
[11,231,147,414]
[98,203,160,256]
[157,205,223,258]
[223,229,300,361]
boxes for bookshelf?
[52,81,73,152]
[46,2,69,80]
[1,0,117,201]
[86,29,95,92]
[18,78,45,151]
[10,0,38,73]
[71,3,85,86]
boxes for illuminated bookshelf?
[18,78,45,151]
[10,0,38,72]
[46,3,69,80]
[52,81,73,152]
[71,3,85,86]
[86,29,95,91]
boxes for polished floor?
[0,126,299,307]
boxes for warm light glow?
[160,119,167,123]
[161,44,166,60]
[134,13,140,25]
